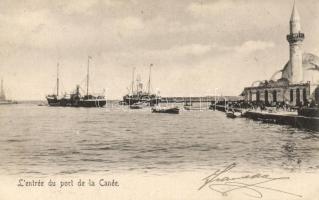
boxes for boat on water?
[46,58,106,107]
[226,108,242,118]
[152,106,180,114]
[183,98,209,111]
[226,111,239,118]
[184,106,204,111]
[0,79,18,105]
[121,64,161,106]
[184,105,206,111]
[129,102,149,109]
[183,101,193,110]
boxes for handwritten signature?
[198,163,302,198]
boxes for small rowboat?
[152,106,180,114]
[226,111,242,118]
[130,102,148,109]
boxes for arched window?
[290,89,294,102]
[273,90,277,102]
[303,88,307,103]
[296,88,301,106]
[265,90,269,105]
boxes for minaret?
[286,0,304,83]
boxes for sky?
[0,0,319,100]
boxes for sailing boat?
[46,57,106,107]
[46,63,61,106]
[0,78,17,105]
[122,64,161,106]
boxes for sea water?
[0,102,318,175]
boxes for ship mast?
[87,56,92,97]
[136,75,141,94]
[131,67,135,95]
[147,64,153,94]
[56,63,59,96]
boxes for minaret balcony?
[287,32,305,43]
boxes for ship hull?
[46,97,61,106]
[123,96,161,106]
[46,97,106,107]
[77,99,106,107]
[152,107,180,114]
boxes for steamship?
[46,57,106,107]
[121,64,161,106]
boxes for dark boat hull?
[46,97,106,107]
[152,107,180,114]
[46,97,61,106]
[78,99,106,107]
[130,105,144,109]
[226,112,237,118]
[226,111,241,118]
[123,95,161,106]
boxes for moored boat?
[129,102,149,109]
[46,58,106,107]
[152,106,180,114]
[226,110,242,118]
[122,64,161,106]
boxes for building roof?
[282,53,319,73]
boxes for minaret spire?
[287,0,304,83]
[290,0,300,22]
[290,0,301,33]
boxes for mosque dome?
[280,53,319,84]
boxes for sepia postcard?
[0,0,319,199]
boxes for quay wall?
[213,105,319,131]
[243,111,319,131]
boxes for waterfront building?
[243,1,319,106]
